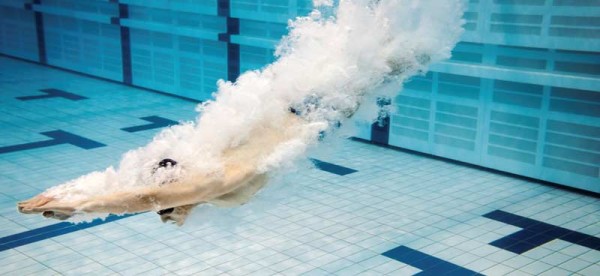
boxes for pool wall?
[0,0,598,193]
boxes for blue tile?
[525,234,556,245]
[310,159,358,176]
[121,116,177,132]
[0,214,135,252]
[528,224,569,238]
[117,3,132,84]
[0,130,105,154]
[371,100,390,146]
[484,210,600,254]
[33,0,46,64]
[562,232,600,249]
[382,246,482,276]
[16,88,87,101]
[217,0,240,81]
[483,210,540,229]
[43,130,106,149]
[490,232,553,254]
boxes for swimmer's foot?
[18,194,53,214]
[158,204,198,226]
[17,194,76,220]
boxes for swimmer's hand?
[17,194,77,220]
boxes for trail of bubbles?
[44,0,465,221]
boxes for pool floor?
[0,56,598,275]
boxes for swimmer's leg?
[209,174,268,207]
[17,163,257,220]
[18,193,77,220]
[156,174,268,225]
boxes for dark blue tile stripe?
[16,94,55,100]
[117,3,132,84]
[489,229,556,254]
[0,130,105,154]
[0,214,135,252]
[32,0,47,64]
[42,130,106,149]
[484,210,600,253]
[383,246,483,276]
[0,140,61,154]
[218,0,240,82]
[371,116,390,145]
[310,158,358,176]
[484,210,539,229]
[121,116,178,132]
[370,97,391,145]
[17,88,88,101]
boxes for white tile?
[392,265,421,275]
[14,263,52,276]
[482,263,515,276]
[559,257,592,272]
[300,268,330,276]
[523,247,554,260]
[503,255,536,269]
[319,258,355,273]
[560,244,591,257]
[225,262,263,276]
[541,239,572,252]
[254,253,290,267]
[578,263,600,276]
[464,257,496,272]
[539,266,572,276]
[485,249,516,263]
[370,259,408,274]
[356,255,390,271]
[520,261,553,275]
[541,251,572,266]
[333,263,368,275]
[577,249,600,263]
[215,257,253,273]
[280,263,316,275]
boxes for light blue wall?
[382,0,600,193]
[124,1,227,99]
[0,1,38,62]
[0,0,598,193]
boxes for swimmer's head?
[150,158,181,187]
[152,158,178,173]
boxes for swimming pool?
[1,0,599,275]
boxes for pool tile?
[0,56,598,275]
[520,260,554,275]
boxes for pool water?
[1,0,600,274]
[0,57,598,275]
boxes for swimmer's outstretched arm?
[18,163,255,219]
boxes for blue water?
[0,0,599,275]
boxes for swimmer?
[16,0,464,226]
[18,113,309,226]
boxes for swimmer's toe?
[17,194,54,214]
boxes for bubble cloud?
[42,0,465,221]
